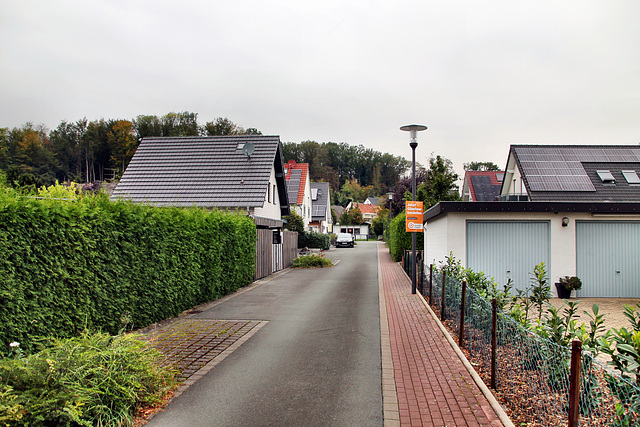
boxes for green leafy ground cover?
[0,332,176,426]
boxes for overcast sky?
[2,1,639,177]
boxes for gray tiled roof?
[311,182,330,221]
[511,145,640,202]
[112,136,290,209]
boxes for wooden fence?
[254,229,298,281]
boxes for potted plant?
[555,276,582,299]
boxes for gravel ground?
[545,297,640,332]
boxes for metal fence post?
[491,298,497,389]
[419,256,424,295]
[441,271,447,321]
[459,281,467,348]
[428,264,433,305]
[568,340,582,427]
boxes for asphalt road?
[148,241,383,427]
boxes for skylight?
[596,170,615,184]
[622,170,640,184]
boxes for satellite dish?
[242,142,255,157]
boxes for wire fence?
[402,258,640,426]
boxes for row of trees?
[0,113,261,187]
[281,141,409,198]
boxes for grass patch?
[0,332,177,426]
[292,254,333,268]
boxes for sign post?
[406,200,424,294]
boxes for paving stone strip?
[142,319,267,382]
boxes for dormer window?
[622,170,640,184]
[596,170,615,184]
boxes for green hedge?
[388,212,423,262]
[0,192,256,354]
[298,230,330,250]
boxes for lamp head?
[400,124,428,144]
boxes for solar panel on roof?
[312,204,326,216]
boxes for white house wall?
[424,215,451,267]
[424,211,640,295]
[253,167,282,221]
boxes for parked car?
[335,233,354,248]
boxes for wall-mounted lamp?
[562,217,570,227]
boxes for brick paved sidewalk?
[379,243,506,427]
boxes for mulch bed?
[432,307,639,426]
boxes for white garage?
[424,202,640,298]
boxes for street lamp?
[400,124,427,294]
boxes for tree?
[161,111,199,136]
[281,141,409,194]
[202,117,261,136]
[371,207,388,237]
[339,179,373,204]
[2,123,56,187]
[283,211,304,233]
[338,206,363,225]
[202,117,238,136]
[464,161,500,171]
[385,171,426,217]
[350,206,363,225]
[133,115,162,140]
[50,119,86,182]
[107,120,137,177]
[417,155,461,209]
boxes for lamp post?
[400,124,427,294]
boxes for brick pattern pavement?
[143,319,266,382]
[379,243,504,427]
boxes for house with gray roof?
[424,145,640,298]
[112,135,290,221]
[112,136,294,280]
[309,182,333,234]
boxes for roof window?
[622,170,640,184]
[596,170,615,184]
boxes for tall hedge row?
[388,212,423,262]
[0,192,256,354]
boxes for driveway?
[147,242,382,427]
[546,297,640,331]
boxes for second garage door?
[576,221,640,298]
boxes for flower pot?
[555,282,571,299]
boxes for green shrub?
[388,212,423,261]
[0,332,176,426]
[298,230,330,250]
[292,254,333,268]
[0,189,256,354]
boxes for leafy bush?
[387,212,423,261]
[292,254,333,268]
[0,332,176,426]
[298,230,330,250]
[0,188,256,354]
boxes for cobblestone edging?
[143,319,268,396]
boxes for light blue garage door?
[576,221,640,298]
[466,221,550,293]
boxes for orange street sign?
[405,201,424,232]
